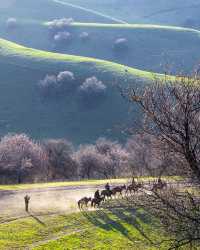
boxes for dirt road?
[0,180,189,222]
[0,183,122,221]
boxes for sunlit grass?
[0,207,168,250]
[0,176,183,191]
[0,38,162,81]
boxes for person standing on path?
[24,195,30,212]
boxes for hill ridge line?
[52,0,128,24]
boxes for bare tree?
[43,139,77,180]
[125,75,200,182]
[131,187,200,249]
[74,138,128,179]
[123,74,200,249]
[95,138,129,178]
[0,134,47,184]
[74,144,102,179]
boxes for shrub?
[37,71,75,98]
[113,38,128,51]
[54,31,71,44]
[6,18,17,30]
[46,18,74,33]
[57,70,75,83]
[78,76,107,107]
[38,75,58,97]
[79,32,89,41]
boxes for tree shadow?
[108,207,154,244]
[29,213,46,226]
[81,207,153,245]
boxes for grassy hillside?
[0,37,157,79]
[2,0,200,26]
[64,0,200,25]
[1,0,200,143]
[2,21,200,73]
[0,0,109,23]
[0,38,157,144]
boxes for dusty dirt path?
[0,182,125,221]
[0,180,189,222]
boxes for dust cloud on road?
[0,185,102,221]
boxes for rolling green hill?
[0,37,157,79]
[1,0,200,144]
[0,38,157,144]
[2,21,200,73]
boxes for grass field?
[0,176,182,191]
[0,203,171,250]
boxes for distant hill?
[64,0,200,26]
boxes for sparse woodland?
[123,73,200,249]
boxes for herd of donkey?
[77,178,167,209]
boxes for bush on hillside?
[79,32,89,41]
[54,31,72,44]
[78,76,107,108]
[113,38,128,51]
[37,71,75,98]
[46,18,74,33]
[6,18,18,30]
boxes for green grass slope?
[64,0,200,25]
[0,38,157,144]
[0,38,156,79]
[0,0,109,23]
[2,21,200,73]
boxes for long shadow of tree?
[82,203,156,246]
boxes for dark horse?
[126,183,143,195]
[91,197,104,208]
[101,189,113,199]
[111,185,126,197]
[78,197,92,209]
[151,180,167,192]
